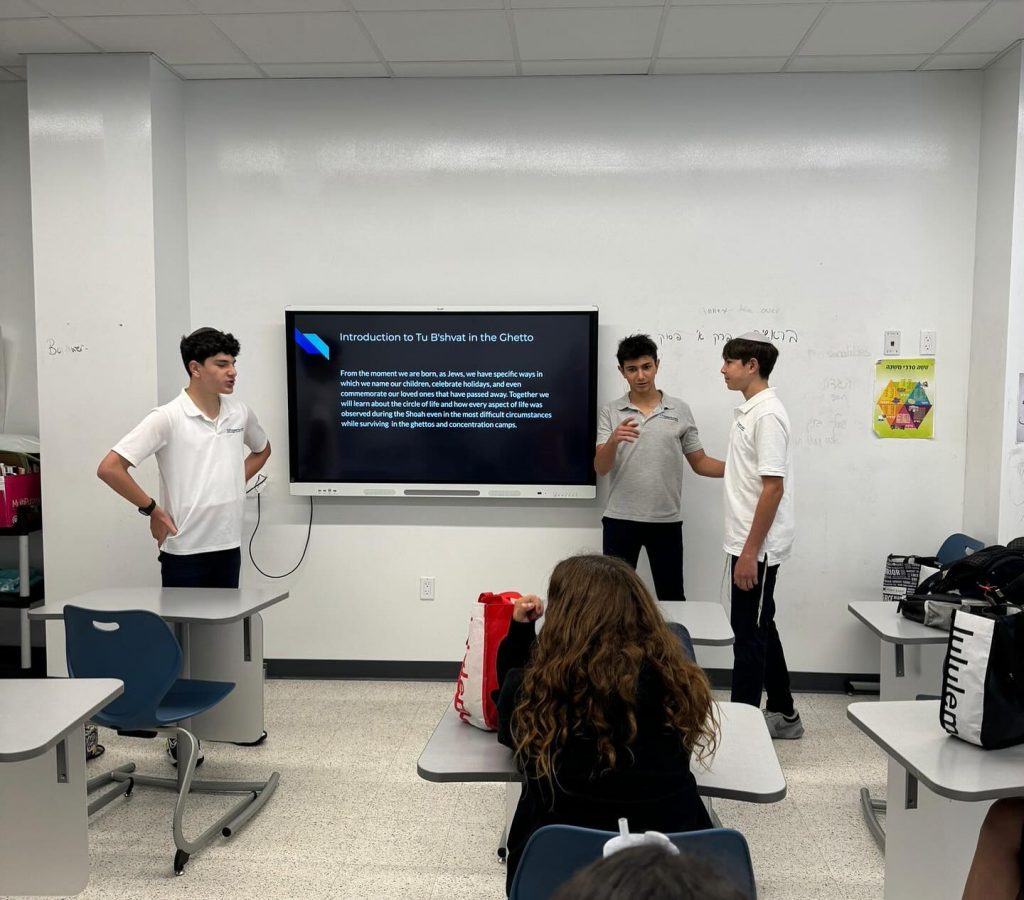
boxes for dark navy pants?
[159,547,241,588]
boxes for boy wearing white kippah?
[720,332,802,739]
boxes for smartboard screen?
[285,307,599,499]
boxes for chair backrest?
[64,605,182,730]
[936,533,985,566]
[509,825,756,900]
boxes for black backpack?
[916,544,1024,605]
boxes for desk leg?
[19,534,30,669]
[0,730,89,895]
[883,758,990,900]
[498,783,521,862]
[860,640,949,849]
[187,614,266,744]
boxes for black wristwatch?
[138,498,157,517]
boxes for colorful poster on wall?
[874,359,935,439]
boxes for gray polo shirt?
[596,392,703,523]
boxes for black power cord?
[246,475,313,578]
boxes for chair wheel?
[124,777,134,798]
[173,850,190,875]
[497,847,507,861]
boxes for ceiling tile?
[788,53,928,71]
[513,0,663,7]
[921,51,1000,69]
[34,0,194,14]
[170,62,264,78]
[0,0,46,17]
[390,59,516,74]
[63,15,247,63]
[0,17,95,65]
[660,4,823,58]
[211,12,378,63]
[521,58,650,74]
[354,0,502,9]
[801,1,988,55]
[360,10,513,61]
[671,0,822,3]
[654,56,787,73]
[259,61,389,75]
[514,7,662,60]
[943,1,1024,54]
[191,0,349,10]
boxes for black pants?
[602,517,685,601]
[159,547,241,588]
[729,555,794,715]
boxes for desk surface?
[0,678,123,763]
[848,601,948,645]
[29,586,289,625]
[848,700,1024,802]
[418,701,786,803]
[660,602,734,646]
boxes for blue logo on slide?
[294,328,330,360]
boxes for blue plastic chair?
[65,606,279,875]
[936,533,985,566]
[509,825,757,900]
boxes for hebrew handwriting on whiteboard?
[655,329,799,345]
[45,338,89,357]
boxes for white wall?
[964,46,1024,543]
[0,83,37,437]
[179,72,982,673]
[150,59,191,404]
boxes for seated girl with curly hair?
[494,554,719,894]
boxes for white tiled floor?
[4,682,886,900]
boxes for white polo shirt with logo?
[596,392,703,523]
[723,387,795,564]
[113,390,268,556]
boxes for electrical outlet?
[920,330,937,355]
[883,330,901,357]
[419,576,435,601]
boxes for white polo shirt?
[113,390,268,556]
[723,387,795,564]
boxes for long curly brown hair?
[511,554,718,787]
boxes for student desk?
[30,586,288,744]
[848,601,948,701]
[0,678,123,896]
[848,700,1021,900]
[660,601,735,647]
[848,601,949,847]
[418,700,784,800]
[419,700,786,858]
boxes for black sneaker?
[166,737,205,768]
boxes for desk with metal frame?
[848,600,948,848]
[30,586,288,744]
[0,678,123,896]
[848,700,1024,900]
[419,700,786,859]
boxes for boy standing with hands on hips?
[97,327,271,765]
[595,334,724,602]
[720,331,802,739]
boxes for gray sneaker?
[764,709,804,740]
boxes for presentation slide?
[287,309,597,489]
